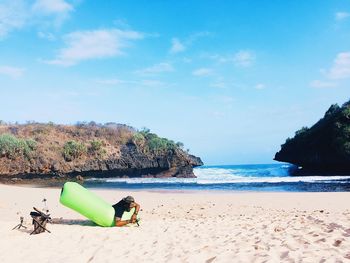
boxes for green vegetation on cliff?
[132,128,183,155]
[63,140,87,161]
[275,100,350,173]
[0,122,202,178]
[88,139,106,157]
[0,134,36,159]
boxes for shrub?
[32,126,49,135]
[0,134,37,159]
[25,138,37,151]
[325,104,340,117]
[140,127,150,135]
[88,140,106,156]
[148,137,176,154]
[89,140,103,152]
[133,129,177,155]
[63,140,87,161]
[295,127,309,137]
[341,106,350,119]
[176,142,184,149]
[132,132,146,145]
[344,142,350,154]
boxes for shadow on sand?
[51,218,98,227]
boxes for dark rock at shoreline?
[274,100,350,174]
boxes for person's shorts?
[113,205,124,221]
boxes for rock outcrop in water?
[274,100,350,174]
[0,122,203,180]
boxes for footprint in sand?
[205,256,216,263]
[344,252,350,260]
[333,239,344,247]
[315,238,326,243]
[280,250,289,259]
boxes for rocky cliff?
[274,100,350,174]
[0,122,203,180]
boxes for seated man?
[112,196,140,227]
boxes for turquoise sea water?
[84,164,350,192]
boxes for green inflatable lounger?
[60,182,139,227]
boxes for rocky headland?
[0,122,203,182]
[274,100,350,175]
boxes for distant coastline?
[0,122,203,183]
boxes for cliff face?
[0,123,203,179]
[274,100,350,174]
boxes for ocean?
[83,163,350,192]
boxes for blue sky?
[1,0,350,165]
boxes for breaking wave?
[85,164,350,192]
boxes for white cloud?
[206,50,256,67]
[32,0,74,27]
[187,31,211,42]
[310,52,350,88]
[0,66,25,78]
[136,62,174,75]
[335,12,350,21]
[234,50,255,67]
[37,31,55,41]
[113,19,131,29]
[192,68,213,77]
[96,78,125,85]
[208,54,231,63]
[170,38,186,54]
[96,78,165,88]
[141,79,165,87]
[326,52,350,79]
[0,0,29,39]
[0,0,74,39]
[169,31,211,54]
[32,0,73,15]
[45,29,143,66]
[310,80,337,88]
[255,83,266,90]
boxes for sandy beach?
[1,184,350,262]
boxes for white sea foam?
[87,166,350,185]
[196,176,350,184]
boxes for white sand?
[1,184,350,262]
